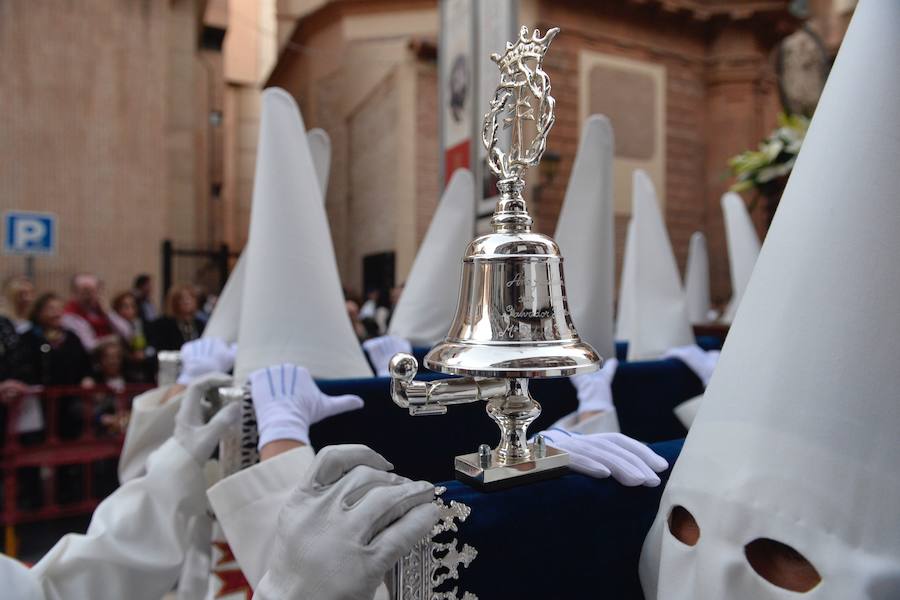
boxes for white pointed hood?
[306,128,331,199]
[615,219,636,342]
[554,115,615,359]
[684,232,711,325]
[202,253,246,343]
[641,3,900,598]
[202,125,330,347]
[234,88,372,382]
[388,169,474,346]
[720,192,760,323]
[617,170,693,360]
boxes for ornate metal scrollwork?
[393,488,478,600]
[482,26,559,182]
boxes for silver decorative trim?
[393,488,478,600]
[482,26,558,183]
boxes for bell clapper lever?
[389,355,547,468]
[388,353,509,416]
[389,352,571,490]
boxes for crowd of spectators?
[0,272,406,510]
[0,273,215,509]
[344,283,402,341]
[0,273,213,395]
[0,273,216,492]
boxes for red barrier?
[2,384,153,555]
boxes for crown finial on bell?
[482,26,559,234]
[424,26,600,380]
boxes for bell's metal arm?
[389,353,509,416]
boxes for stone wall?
[533,2,783,305]
[0,0,210,304]
[268,0,788,307]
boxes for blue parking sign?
[3,211,57,256]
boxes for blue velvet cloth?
[312,361,700,482]
[320,330,713,481]
[435,439,684,599]
[312,376,561,483]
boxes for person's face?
[140,279,152,297]
[346,300,360,321]
[116,296,138,321]
[14,281,35,311]
[176,292,197,318]
[389,285,403,306]
[74,275,101,307]
[99,345,123,376]
[39,299,64,330]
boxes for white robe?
[120,385,306,599]
[9,384,391,600]
[0,438,206,600]
[119,386,181,482]
[117,386,214,599]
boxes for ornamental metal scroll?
[482,26,559,182]
[392,487,478,600]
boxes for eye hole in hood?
[668,505,700,546]
[745,537,821,593]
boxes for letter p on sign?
[3,211,56,256]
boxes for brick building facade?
[2,0,852,312]
[268,0,796,305]
[0,0,280,306]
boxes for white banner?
[475,0,516,227]
[440,0,473,187]
[440,0,517,233]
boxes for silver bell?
[425,178,600,379]
[390,26,601,489]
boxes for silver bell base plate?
[454,445,569,492]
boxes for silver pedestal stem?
[486,378,540,464]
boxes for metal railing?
[2,383,154,556]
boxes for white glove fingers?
[179,386,206,426]
[598,438,661,483]
[360,480,435,545]
[187,402,240,464]
[580,440,655,486]
[371,502,441,565]
[317,394,364,421]
[567,452,612,479]
[309,444,394,487]
[277,364,288,395]
[249,367,277,398]
[207,400,241,432]
[338,466,408,507]
[269,363,289,395]
[604,433,669,473]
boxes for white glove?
[177,337,238,385]
[249,364,364,449]
[569,358,618,415]
[674,394,703,429]
[362,335,413,377]
[540,428,669,487]
[663,345,720,387]
[174,373,240,465]
[254,445,441,600]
